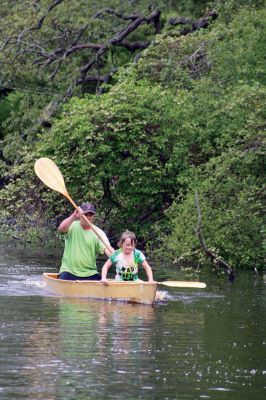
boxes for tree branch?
[65,9,161,98]
[168,10,218,35]
[31,0,65,31]
[1,5,161,99]
[117,40,150,52]
[94,8,140,21]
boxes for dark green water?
[0,242,265,399]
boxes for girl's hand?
[101,278,109,286]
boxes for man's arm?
[58,209,79,233]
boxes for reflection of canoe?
[43,273,157,305]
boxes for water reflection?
[56,297,156,357]
[7,298,157,399]
[1,241,266,400]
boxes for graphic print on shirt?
[115,252,138,281]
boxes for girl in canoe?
[101,230,154,285]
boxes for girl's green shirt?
[110,248,146,281]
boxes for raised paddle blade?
[158,281,206,289]
[34,157,67,196]
[34,157,113,253]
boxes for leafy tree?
[148,81,265,269]
[0,1,162,97]
[34,79,186,240]
[0,0,214,169]
[0,0,264,272]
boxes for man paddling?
[58,202,114,280]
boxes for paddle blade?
[34,157,67,195]
[159,281,206,289]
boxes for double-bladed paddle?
[34,157,207,289]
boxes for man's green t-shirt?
[59,221,106,277]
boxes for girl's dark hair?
[118,230,137,248]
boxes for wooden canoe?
[42,273,158,305]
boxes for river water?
[0,241,265,400]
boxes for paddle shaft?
[63,192,113,254]
[157,281,206,289]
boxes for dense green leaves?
[36,81,185,238]
[0,1,265,270]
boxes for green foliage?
[153,148,265,269]
[0,0,208,173]
[0,91,52,170]
[35,80,186,238]
[0,2,265,271]
[161,0,208,18]
[135,6,266,90]
[150,84,265,269]
[0,151,64,243]
[0,0,205,98]
[0,93,14,137]
[208,7,266,86]
[214,0,266,22]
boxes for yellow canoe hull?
[42,273,157,305]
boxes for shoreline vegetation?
[0,1,265,273]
